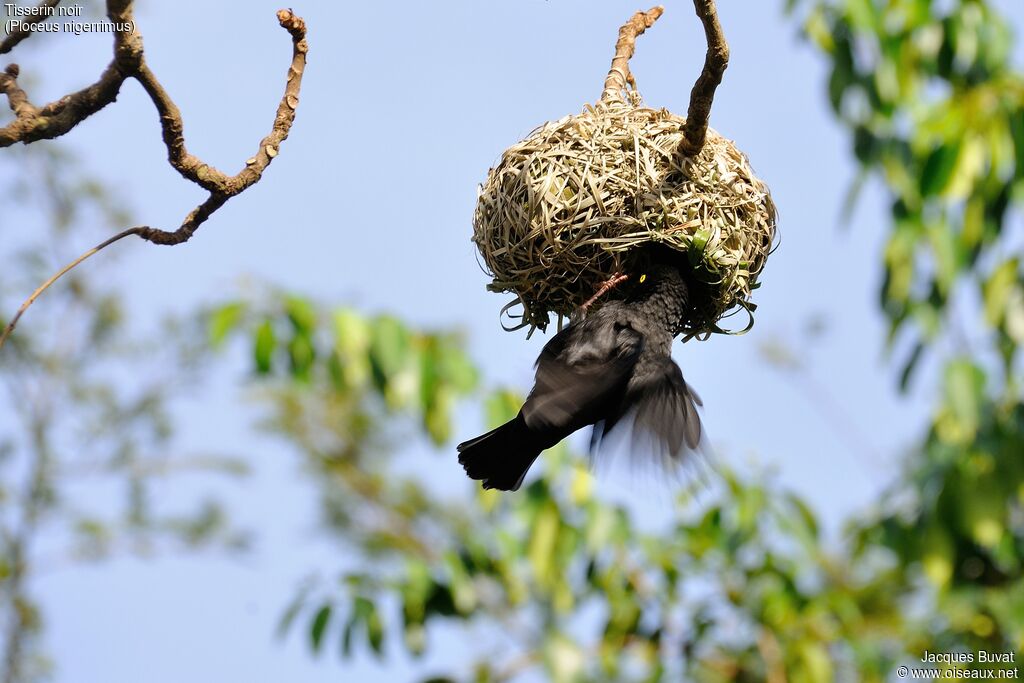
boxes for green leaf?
[285,296,317,334]
[332,308,372,390]
[528,502,560,587]
[423,582,458,619]
[1011,107,1024,180]
[942,359,986,441]
[921,524,954,588]
[310,604,332,653]
[959,473,1005,549]
[418,337,441,411]
[983,258,1019,326]
[276,589,309,639]
[919,142,962,197]
[341,610,357,658]
[333,308,370,355]
[208,302,245,348]
[401,566,429,656]
[369,316,414,405]
[945,135,985,199]
[839,167,868,225]
[369,316,410,376]
[443,552,477,614]
[254,319,276,374]
[803,6,834,52]
[288,332,316,381]
[423,388,453,445]
[364,600,384,657]
[798,641,833,682]
[843,0,877,32]
[785,492,820,542]
[437,343,478,393]
[898,341,925,393]
[927,220,960,295]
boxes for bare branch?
[597,2,728,156]
[0,1,140,146]
[601,6,663,103]
[0,65,36,118]
[0,0,61,55]
[679,0,729,157]
[0,6,309,351]
[131,8,307,196]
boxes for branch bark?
[0,4,308,351]
[599,2,729,156]
[0,0,61,55]
[601,6,664,103]
[679,0,729,157]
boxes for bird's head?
[629,263,685,296]
[626,263,690,336]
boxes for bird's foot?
[581,272,629,312]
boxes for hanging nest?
[471,4,777,339]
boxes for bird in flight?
[458,263,703,491]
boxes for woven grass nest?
[472,5,777,339]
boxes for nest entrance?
[471,4,777,339]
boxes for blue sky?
[3,1,1024,681]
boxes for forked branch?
[599,1,729,156]
[0,4,308,351]
[0,0,61,55]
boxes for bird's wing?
[601,355,703,461]
[522,316,643,435]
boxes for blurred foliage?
[0,145,248,683]
[224,301,1015,679]
[233,1,1021,681]
[789,0,1024,384]
[206,295,479,552]
[220,299,901,681]
[225,291,1015,681]
[215,294,1020,681]
[784,0,1024,673]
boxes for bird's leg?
[581,272,629,312]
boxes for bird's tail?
[594,356,705,467]
[632,357,704,458]
[457,414,545,491]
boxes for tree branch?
[0,5,308,351]
[601,6,664,103]
[0,0,141,146]
[679,0,729,157]
[0,0,61,55]
[0,65,36,118]
[598,2,728,157]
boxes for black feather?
[457,264,705,491]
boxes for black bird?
[457,264,703,491]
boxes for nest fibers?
[472,95,777,339]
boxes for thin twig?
[0,0,61,55]
[0,5,308,351]
[601,6,664,102]
[679,0,729,157]
[0,227,140,349]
